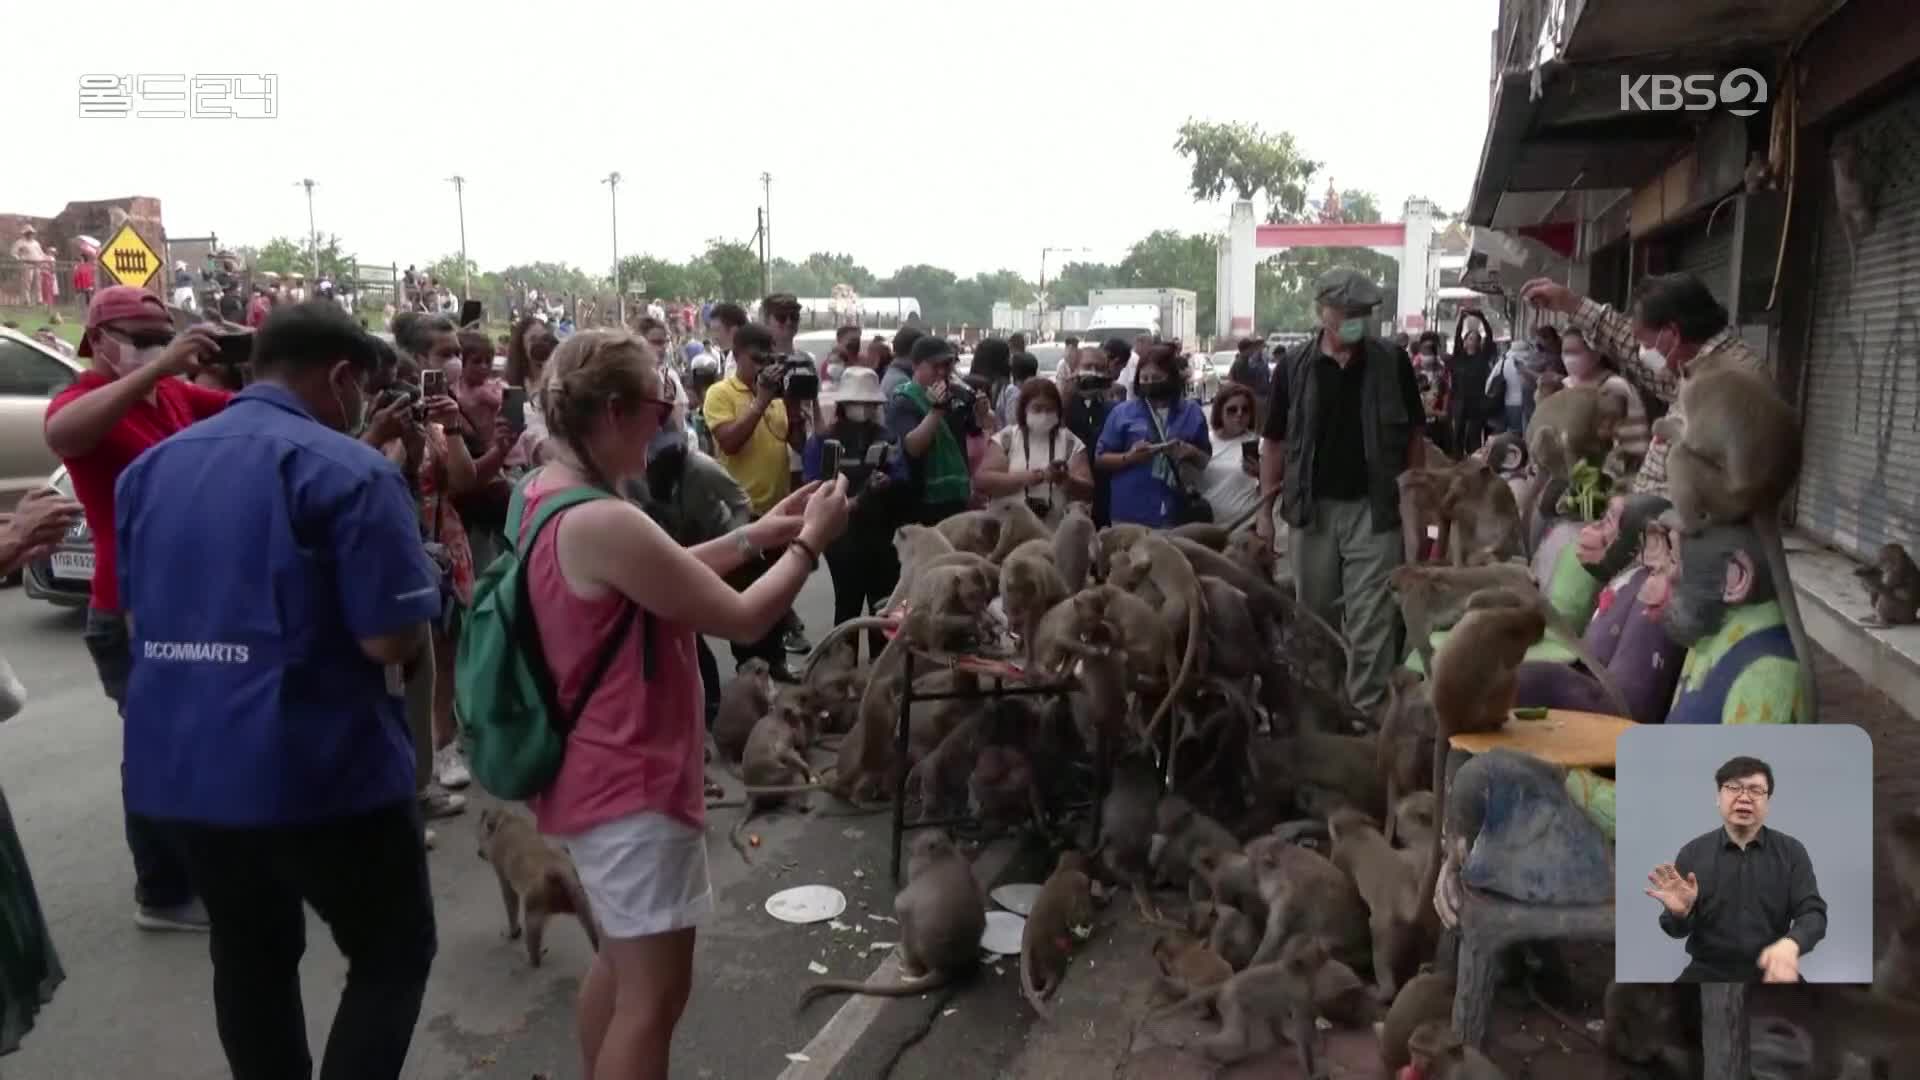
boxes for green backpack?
[455,477,643,800]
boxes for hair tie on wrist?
[789,537,820,569]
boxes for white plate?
[989,883,1043,917]
[765,885,848,925]
[980,910,1026,955]
[50,551,94,581]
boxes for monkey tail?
[1755,513,1819,724]
[797,968,958,1009]
[1019,945,1056,1021]
[1148,593,1208,747]
[550,869,601,952]
[1414,712,1449,933]
[802,617,897,682]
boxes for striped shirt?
[1568,297,1766,498]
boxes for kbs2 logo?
[1619,69,1768,117]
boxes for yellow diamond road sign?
[101,224,160,288]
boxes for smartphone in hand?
[821,438,844,477]
[502,386,529,435]
[421,368,447,398]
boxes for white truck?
[1086,287,1198,347]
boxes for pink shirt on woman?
[521,476,707,836]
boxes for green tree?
[799,252,878,295]
[1042,261,1121,308]
[769,258,826,298]
[876,264,960,324]
[1116,230,1219,335]
[620,254,717,301]
[250,233,355,280]
[497,261,604,301]
[429,253,478,294]
[693,238,763,303]
[1173,119,1321,224]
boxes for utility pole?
[602,171,623,325]
[760,171,773,298]
[296,178,319,280]
[754,207,767,300]
[446,175,469,299]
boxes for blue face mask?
[1337,317,1367,345]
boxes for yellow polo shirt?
[703,375,791,515]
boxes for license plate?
[50,551,94,581]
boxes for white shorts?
[558,811,714,939]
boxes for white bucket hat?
[835,366,887,404]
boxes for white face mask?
[111,343,164,377]
[840,404,871,423]
[1564,350,1598,379]
[1026,410,1059,434]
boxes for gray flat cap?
[1315,268,1384,312]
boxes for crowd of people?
[0,253,1800,1077]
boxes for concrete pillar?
[1398,197,1437,331]
[1228,200,1256,336]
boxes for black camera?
[378,384,426,424]
[1073,372,1114,397]
[759,353,820,402]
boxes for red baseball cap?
[77,286,170,357]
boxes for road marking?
[775,836,1021,1080]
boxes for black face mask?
[1140,379,1178,402]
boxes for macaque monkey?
[1151,796,1239,894]
[730,706,821,862]
[1152,931,1233,999]
[967,742,1042,830]
[1328,807,1428,1003]
[1413,588,1546,934]
[477,807,600,967]
[935,509,1002,557]
[1523,384,1626,537]
[712,658,774,763]
[798,831,984,1005]
[1380,966,1456,1076]
[1856,542,1920,626]
[1159,934,1333,1076]
[1190,847,1268,927]
[988,498,1053,563]
[1377,669,1435,843]
[1442,458,1524,565]
[1112,534,1208,741]
[1658,367,1817,722]
[1244,835,1372,975]
[1019,850,1096,1019]
[1051,505,1097,591]
[1000,539,1068,659]
[875,523,957,613]
[1093,754,1163,922]
[1405,1019,1507,1078]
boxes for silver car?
[0,326,85,522]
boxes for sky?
[4,0,1497,281]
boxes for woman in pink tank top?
[520,330,850,1080]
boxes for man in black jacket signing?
[1646,755,1828,983]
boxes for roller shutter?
[1672,219,1735,307]
[1794,83,1920,557]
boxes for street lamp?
[1039,246,1091,340]
[603,171,622,325]
[295,178,319,280]
[446,175,469,299]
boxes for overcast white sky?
[5,0,1496,279]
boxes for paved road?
[0,572,1064,1080]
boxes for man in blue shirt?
[116,300,441,1080]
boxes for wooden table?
[1448,708,1634,769]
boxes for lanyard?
[1020,426,1060,503]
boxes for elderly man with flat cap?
[1255,268,1427,712]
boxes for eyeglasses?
[1222,405,1249,416]
[1721,783,1770,800]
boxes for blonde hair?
[540,329,661,489]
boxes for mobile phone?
[214,330,254,368]
[502,385,529,436]
[460,299,483,327]
[421,368,447,398]
[1241,442,1260,467]
[821,438,844,477]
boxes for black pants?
[726,547,789,669]
[83,608,196,910]
[825,535,902,661]
[171,800,437,1080]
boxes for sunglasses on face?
[1223,404,1249,416]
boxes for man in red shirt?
[44,285,230,933]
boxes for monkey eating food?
[799,831,985,1006]
[477,806,600,968]
[1020,850,1097,1019]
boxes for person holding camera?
[1095,342,1211,528]
[802,367,907,660]
[42,285,234,934]
[975,376,1091,527]
[703,323,809,679]
[885,334,974,526]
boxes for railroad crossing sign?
[100,224,160,288]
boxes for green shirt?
[1673,599,1806,725]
